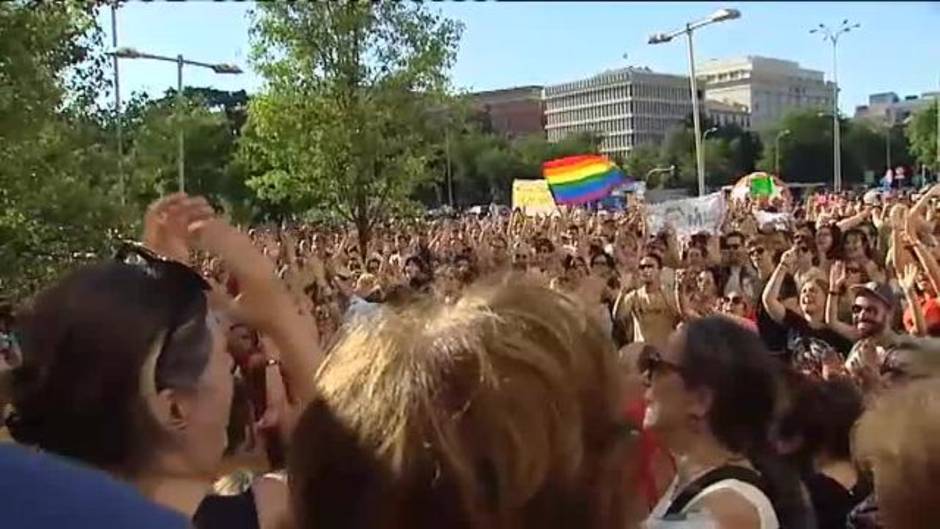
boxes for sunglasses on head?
[114,242,214,394]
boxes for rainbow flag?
[542,155,627,205]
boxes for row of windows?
[546,83,690,111]
[546,114,685,136]
[546,100,691,127]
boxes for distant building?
[705,99,751,129]
[854,92,937,126]
[470,86,544,138]
[543,67,693,160]
[696,56,833,129]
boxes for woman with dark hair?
[641,316,813,528]
[7,195,320,529]
[776,376,869,529]
[814,224,843,274]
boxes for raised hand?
[829,260,847,290]
[780,248,798,271]
[142,193,214,263]
[898,263,920,293]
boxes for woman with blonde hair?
[288,276,643,529]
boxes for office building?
[696,56,833,129]
[543,67,693,159]
[470,86,545,138]
[854,92,938,126]
[705,99,751,129]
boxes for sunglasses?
[637,348,684,385]
[851,304,880,316]
[748,247,766,257]
[114,242,213,394]
[726,295,744,305]
[638,263,656,270]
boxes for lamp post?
[810,20,859,192]
[110,2,124,205]
[109,47,242,193]
[775,129,791,176]
[646,165,677,187]
[649,8,741,197]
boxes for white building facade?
[696,56,833,130]
[543,67,693,160]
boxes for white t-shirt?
[645,476,779,529]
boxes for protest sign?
[647,192,727,238]
[512,179,559,216]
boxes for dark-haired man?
[613,254,680,349]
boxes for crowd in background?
[3,184,940,529]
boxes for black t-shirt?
[805,472,871,529]
[783,310,852,375]
[756,275,798,357]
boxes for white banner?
[753,210,791,230]
[647,192,727,237]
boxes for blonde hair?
[289,275,634,529]
[854,378,940,529]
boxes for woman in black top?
[7,195,316,529]
[776,374,870,529]
[761,248,854,377]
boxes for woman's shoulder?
[690,478,779,529]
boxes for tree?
[624,144,662,184]
[241,2,463,253]
[0,1,131,298]
[758,110,834,184]
[907,102,939,174]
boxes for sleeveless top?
[646,466,780,529]
[193,489,259,529]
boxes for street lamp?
[810,19,860,192]
[109,47,243,193]
[775,129,791,176]
[646,165,677,187]
[648,8,741,197]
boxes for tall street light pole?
[811,20,859,192]
[649,8,741,197]
[109,47,242,193]
[775,129,791,176]
[110,2,124,205]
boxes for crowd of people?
[3,183,940,529]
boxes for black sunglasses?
[114,241,213,391]
[636,348,684,385]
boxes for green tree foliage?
[0,1,130,298]
[241,2,463,252]
[907,102,939,174]
[441,129,601,207]
[121,88,260,222]
[760,109,915,185]
[656,119,763,190]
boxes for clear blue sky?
[99,1,940,114]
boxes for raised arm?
[825,261,861,341]
[761,249,795,324]
[898,263,927,336]
[190,211,321,407]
